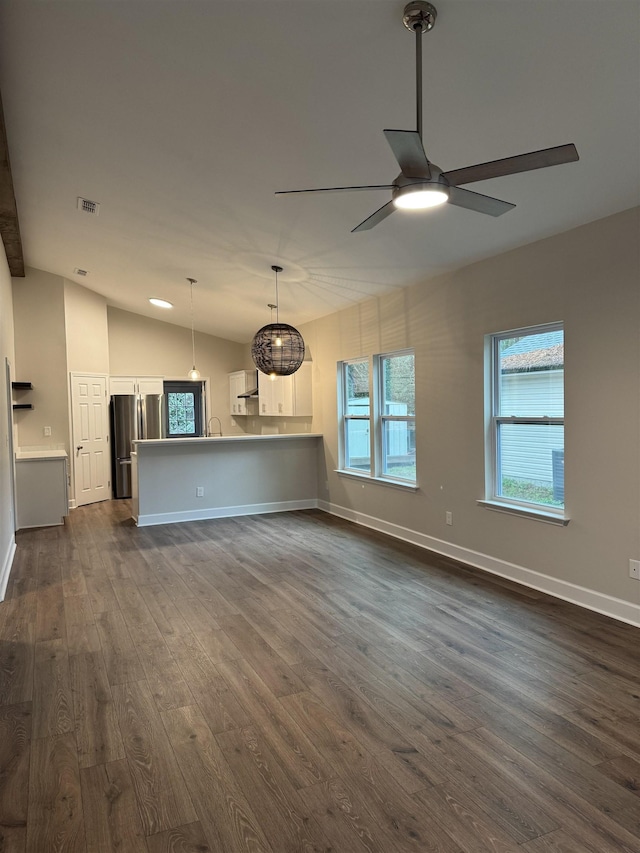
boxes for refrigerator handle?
[137,394,143,442]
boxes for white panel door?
[71,373,110,507]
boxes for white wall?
[303,207,640,620]
[0,247,16,596]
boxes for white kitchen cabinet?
[258,362,312,417]
[229,370,257,416]
[109,376,164,395]
[15,450,68,529]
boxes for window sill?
[477,499,570,526]
[335,469,419,492]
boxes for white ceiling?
[1,1,638,343]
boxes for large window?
[487,323,564,514]
[340,350,416,484]
[164,381,204,438]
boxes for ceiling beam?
[0,89,24,277]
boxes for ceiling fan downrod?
[402,1,437,142]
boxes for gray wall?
[107,306,246,436]
[5,208,639,619]
[303,207,640,610]
[12,268,70,453]
[0,247,16,590]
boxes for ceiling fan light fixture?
[393,183,448,210]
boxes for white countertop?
[134,433,322,448]
[16,449,68,460]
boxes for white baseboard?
[136,499,319,528]
[0,538,16,603]
[318,500,640,629]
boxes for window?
[487,323,564,514]
[343,360,370,473]
[340,350,416,484]
[164,381,204,438]
[380,352,416,481]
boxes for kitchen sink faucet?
[207,416,222,437]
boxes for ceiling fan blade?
[443,143,579,187]
[383,129,431,179]
[275,184,393,196]
[352,200,396,232]
[448,185,515,217]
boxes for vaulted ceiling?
[1,1,638,342]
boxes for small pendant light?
[187,277,200,381]
[251,265,305,377]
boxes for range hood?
[237,388,259,398]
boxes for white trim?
[318,500,640,628]
[335,469,419,491]
[136,498,318,528]
[477,499,569,526]
[0,539,16,602]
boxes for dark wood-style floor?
[1,501,639,852]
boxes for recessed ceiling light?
[149,297,173,309]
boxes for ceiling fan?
[276,1,579,232]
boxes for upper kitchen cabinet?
[229,370,258,416]
[258,362,312,417]
[109,376,164,396]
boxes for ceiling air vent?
[77,197,100,216]
[73,268,88,276]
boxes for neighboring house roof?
[501,330,564,373]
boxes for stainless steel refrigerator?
[111,394,164,498]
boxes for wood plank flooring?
[1,500,639,852]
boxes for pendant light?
[187,277,200,381]
[251,265,305,377]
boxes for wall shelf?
[12,381,34,410]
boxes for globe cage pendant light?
[186,277,200,381]
[251,265,305,377]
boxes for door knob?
[76,445,84,452]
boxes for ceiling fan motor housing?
[402,1,437,33]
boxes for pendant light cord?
[271,264,283,324]
[415,25,422,140]
[188,277,197,368]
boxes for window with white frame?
[487,323,564,513]
[342,359,371,473]
[340,350,416,484]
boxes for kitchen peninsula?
[131,433,322,526]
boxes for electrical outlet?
[629,559,640,580]
[43,426,51,436]
[446,511,453,526]
[196,486,204,497]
